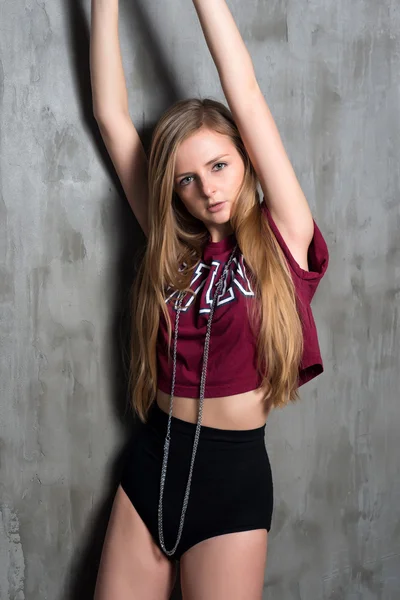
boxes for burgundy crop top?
[156,197,329,398]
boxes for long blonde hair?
[129,98,303,423]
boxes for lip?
[207,201,226,213]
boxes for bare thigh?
[94,485,177,600]
[180,529,268,600]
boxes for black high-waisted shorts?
[120,401,273,561]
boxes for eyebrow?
[175,154,230,179]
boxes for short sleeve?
[260,197,329,302]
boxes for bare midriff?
[156,386,273,430]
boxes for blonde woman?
[91,1,329,598]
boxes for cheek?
[175,188,190,207]
[230,164,245,188]
[179,187,199,206]
[178,193,200,216]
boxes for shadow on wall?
[62,0,184,598]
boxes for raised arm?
[90,0,149,237]
[192,0,314,270]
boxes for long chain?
[157,243,238,557]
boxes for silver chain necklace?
[157,242,238,557]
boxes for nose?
[198,174,216,198]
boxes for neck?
[207,222,234,243]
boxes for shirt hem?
[157,378,262,399]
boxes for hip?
[126,401,272,484]
[121,401,274,558]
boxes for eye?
[179,175,194,187]
[178,162,227,187]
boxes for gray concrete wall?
[0,0,399,598]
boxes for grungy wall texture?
[0,0,399,599]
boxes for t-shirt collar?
[203,232,236,261]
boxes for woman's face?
[173,127,245,242]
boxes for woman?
[91,0,329,598]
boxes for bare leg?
[94,485,177,600]
[179,529,268,600]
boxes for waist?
[156,386,272,430]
